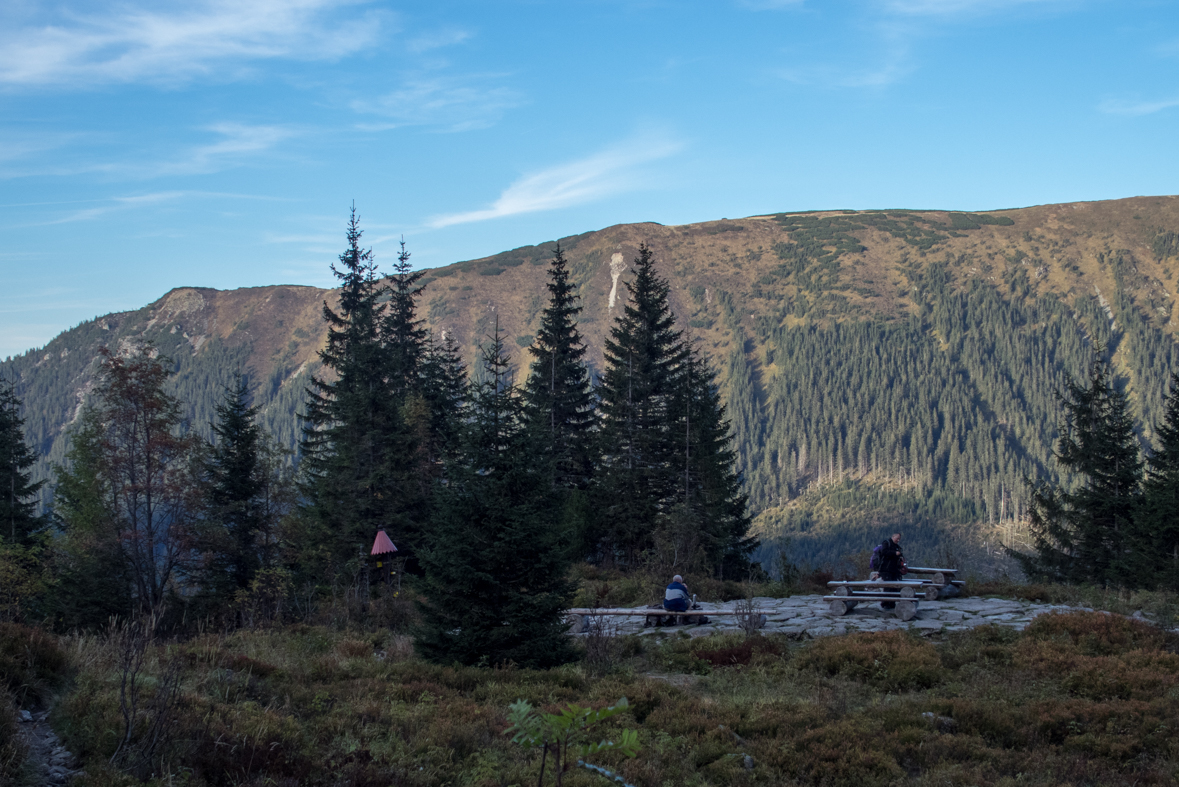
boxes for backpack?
[869,544,883,571]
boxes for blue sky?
[2,0,1177,359]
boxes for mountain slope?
[5,196,1179,567]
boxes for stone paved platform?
[575,595,1101,639]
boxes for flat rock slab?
[570,595,1110,639]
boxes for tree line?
[735,252,1178,554]
[0,208,752,668]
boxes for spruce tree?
[384,239,430,399]
[301,207,407,565]
[1128,372,1179,589]
[50,408,135,629]
[200,377,265,597]
[416,324,575,668]
[0,380,44,547]
[420,332,468,464]
[671,345,755,578]
[1015,359,1142,585]
[523,244,595,490]
[593,244,688,564]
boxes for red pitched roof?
[371,530,398,556]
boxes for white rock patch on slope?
[608,253,626,310]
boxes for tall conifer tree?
[420,332,468,465]
[199,377,265,597]
[417,324,575,668]
[523,245,595,489]
[0,380,44,547]
[301,207,405,564]
[1126,372,1179,588]
[384,240,429,398]
[594,244,688,564]
[670,345,755,577]
[51,409,134,628]
[1015,359,1142,584]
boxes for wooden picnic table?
[824,581,923,620]
[902,567,964,588]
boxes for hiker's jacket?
[664,582,690,611]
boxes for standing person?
[663,574,691,612]
[878,533,904,609]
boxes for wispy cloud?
[773,0,1078,89]
[882,0,1071,17]
[36,191,190,225]
[0,0,387,87]
[736,0,805,9]
[428,134,684,229]
[1098,96,1179,117]
[777,41,912,87]
[353,74,523,133]
[6,189,287,227]
[0,130,89,164]
[154,122,297,175]
[407,28,472,54]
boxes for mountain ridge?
[6,195,1178,568]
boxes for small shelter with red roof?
[370,530,400,589]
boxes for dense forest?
[3,196,1179,568]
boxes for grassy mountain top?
[5,196,1179,568]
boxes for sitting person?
[663,574,691,612]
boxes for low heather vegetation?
[1,602,1178,786]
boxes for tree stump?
[896,601,917,621]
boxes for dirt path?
[15,708,83,786]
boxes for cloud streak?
[153,122,298,175]
[353,74,523,133]
[5,189,287,228]
[1099,97,1179,117]
[882,0,1070,17]
[0,0,386,87]
[428,135,684,229]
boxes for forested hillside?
[5,196,1179,569]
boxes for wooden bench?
[824,581,924,620]
[898,567,965,598]
[830,579,944,601]
[566,607,767,633]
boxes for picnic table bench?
[566,605,767,633]
[824,580,924,620]
[902,566,965,596]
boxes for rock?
[921,711,957,733]
[743,754,754,770]
[19,710,33,722]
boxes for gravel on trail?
[15,708,84,786]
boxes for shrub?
[939,623,1019,670]
[0,687,26,786]
[1022,611,1173,656]
[693,638,783,667]
[797,631,945,691]
[0,622,69,706]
